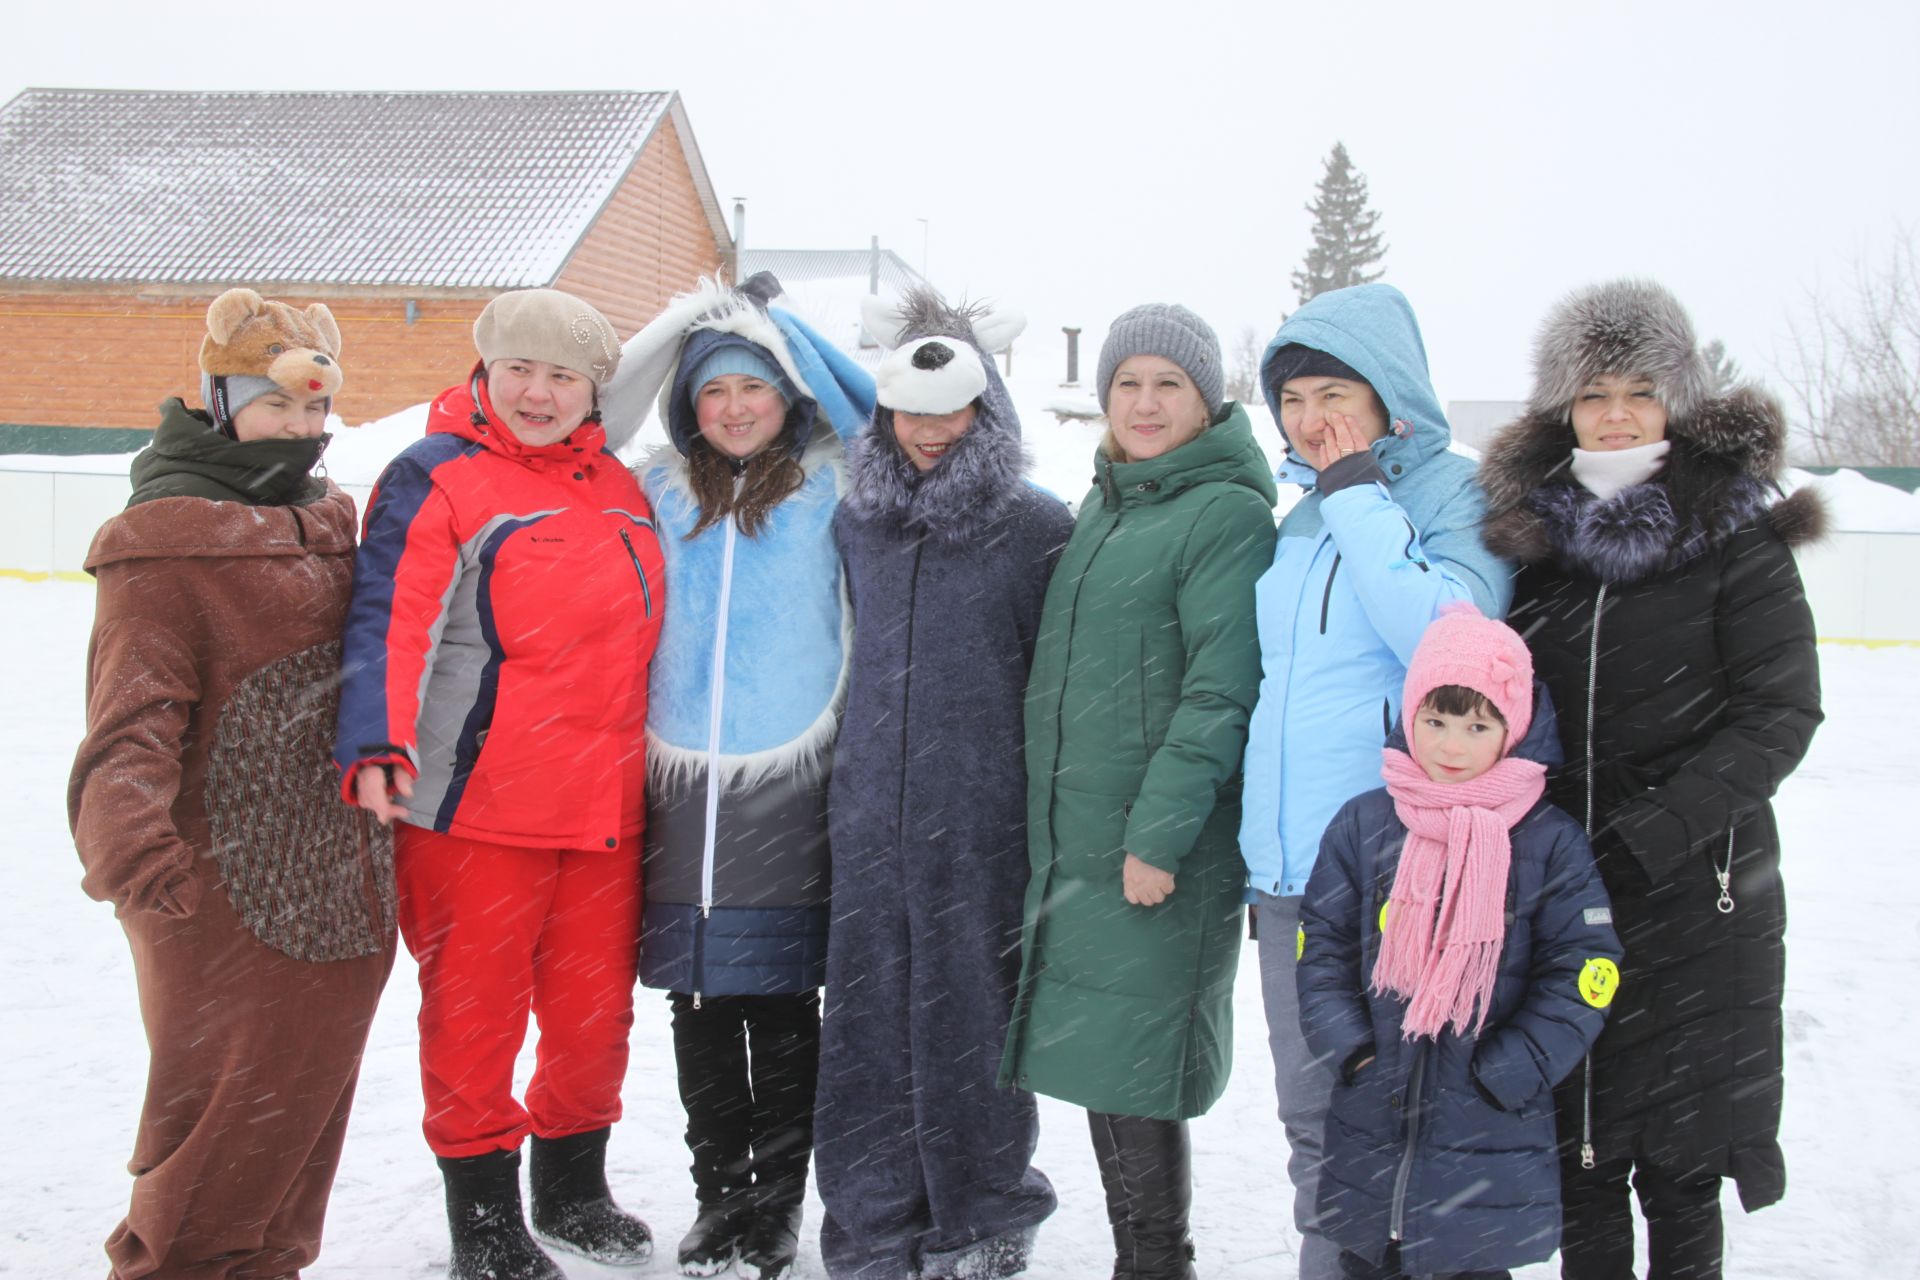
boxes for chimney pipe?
[731,198,746,282]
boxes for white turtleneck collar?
[1571,440,1672,502]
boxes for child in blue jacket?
[1297,606,1621,1279]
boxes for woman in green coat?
[1000,304,1277,1279]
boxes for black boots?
[670,991,820,1278]
[1088,1111,1198,1280]
[438,1148,563,1280]
[737,1197,804,1279]
[528,1127,654,1266]
[677,1196,758,1275]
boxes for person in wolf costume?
[813,287,1068,1279]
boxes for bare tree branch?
[1778,231,1920,467]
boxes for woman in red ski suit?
[335,289,666,1280]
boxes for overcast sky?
[5,0,1916,411]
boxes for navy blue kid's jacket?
[1297,686,1622,1275]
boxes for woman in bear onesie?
[70,288,396,1280]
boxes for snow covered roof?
[741,248,926,297]
[0,88,731,289]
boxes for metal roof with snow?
[0,88,731,289]
[740,248,926,297]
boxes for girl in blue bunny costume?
[600,272,876,1280]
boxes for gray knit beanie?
[1096,303,1224,416]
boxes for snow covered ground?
[4,575,1917,1278]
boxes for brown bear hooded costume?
[68,288,395,1280]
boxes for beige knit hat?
[473,289,621,386]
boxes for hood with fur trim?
[840,287,1032,545]
[1480,385,1826,585]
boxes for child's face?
[1411,703,1508,784]
[892,404,977,471]
[231,389,329,441]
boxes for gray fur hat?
[1096,303,1224,417]
[1527,279,1710,424]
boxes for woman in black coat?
[1478,280,1824,1280]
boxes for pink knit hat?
[1402,604,1535,750]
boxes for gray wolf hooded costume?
[814,288,1069,1280]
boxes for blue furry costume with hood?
[598,275,877,1267]
[813,291,1068,1280]
[600,275,877,997]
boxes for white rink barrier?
[0,468,372,584]
[3,467,1915,645]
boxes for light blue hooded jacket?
[1238,284,1512,897]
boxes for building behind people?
[335,288,666,1280]
[69,288,396,1279]
[1478,278,1824,1280]
[816,288,1070,1279]
[600,271,875,1280]
[1235,282,1512,1280]
[1000,303,1277,1280]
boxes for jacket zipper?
[1389,1043,1428,1242]
[896,538,926,847]
[1399,516,1428,571]
[693,482,744,1006]
[1318,552,1342,634]
[1578,580,1608,1168]
[618,526,655,618]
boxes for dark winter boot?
[528,1127,654,1267]
[736,1196,803,1280]
[671,993,759,1274]
[676,1196,756,1277]
[437,1148,563,1280]
[1090,1111,1139,1279]
[736,992,820,1280]
[1088,1111,1198,1280]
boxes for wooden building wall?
[0,292,488,439]
[556,115,724,334]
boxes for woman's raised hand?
[1319,411,1368,469]
[351,763,414,826]
[1123,852,1177,907]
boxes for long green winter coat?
[999,404,1277,1120]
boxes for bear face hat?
[198,288,344,434]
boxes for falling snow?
[3,576,1915,1277]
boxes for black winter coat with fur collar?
[1477,386,1824,1210]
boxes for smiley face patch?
[1579,958,1621,1009]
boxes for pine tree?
[1701,339,1742,395]
[1291,142,1389,306]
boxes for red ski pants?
[395,825,642,1159]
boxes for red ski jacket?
[335,371,665,851]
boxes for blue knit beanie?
[690,344,787,399]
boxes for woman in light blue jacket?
[1236,283,1511,1279]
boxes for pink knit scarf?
[1371,748,1547,1039]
